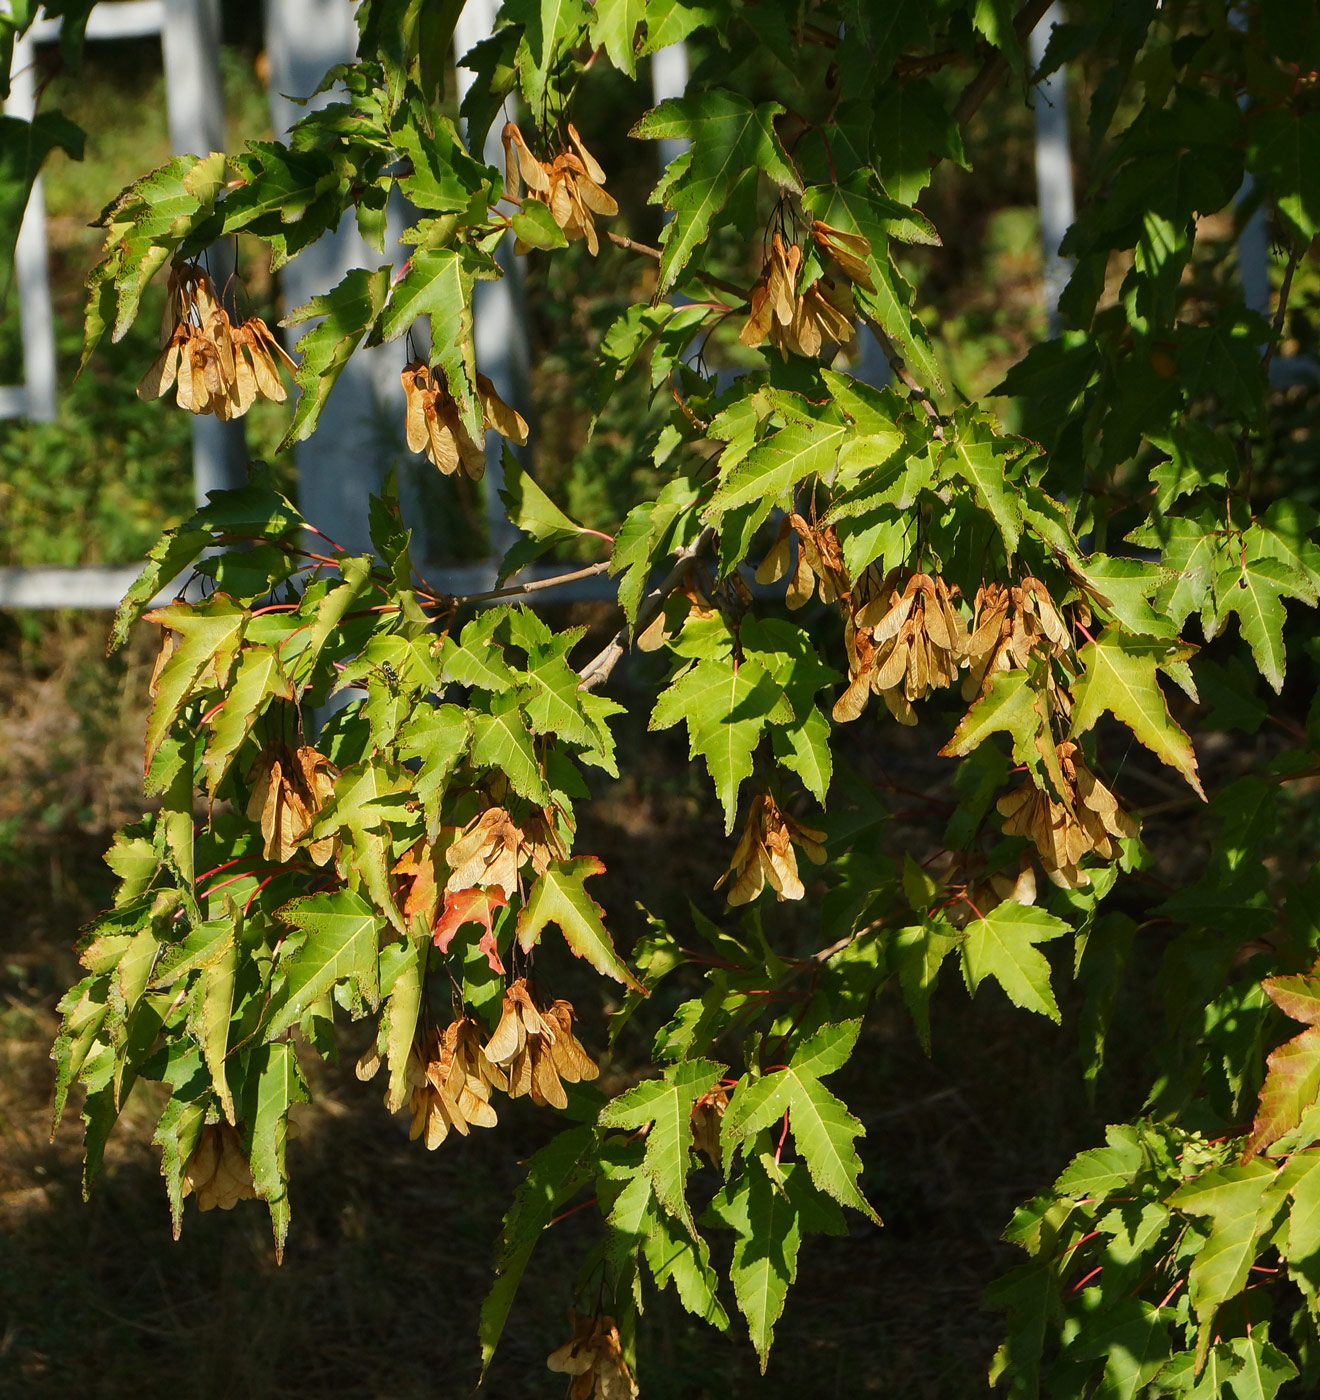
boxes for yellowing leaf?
[517,857,643,990]
[1070,625,1203,798]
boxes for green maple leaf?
[142,596,248,769]
[503,0,589,112]
[1168,1160,1284,1322]
[705,415,850,521]
[1070,624,1204,798]
[944,430,1024,558]
[240,1041,310,1261]
[201,646,294,793]
[266,890,384,1038]
[607,1172,729,1326]
[470,692,550,802]
[397,703,471,823]
[0,111,84,297]
[371,247,491,443]
[650,657,794,832]
[377,933,428,1113]
[151,1048,209,1238]
[589,0,645,73]
[631,91,801,292]
[1251,107,1320,242]
[941,670,1046,770]
[706,1158,845,1369]
[870,77,965,205]
[185,931,238,1126]
[83,152,225,363]
[479,1126,596,1375]
[280,265,390,447]
[599,1058,725,1232]
[517,857,642,990]
[890,917,961,1052]
[1226,1334,1298,1400]
[960,903,1068,1022]
[1067,1298,1172,1398]
[1209,554,1311,694]
[721,1021,879,1221]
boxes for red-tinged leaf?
[1245,1024,1320,1159]
[434,887,508,973]
[517,857,644,991]
[1263,972,1320,1027]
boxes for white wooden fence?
[0,1,1123,613]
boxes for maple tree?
[5,0,1320,1392]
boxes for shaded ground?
[0,607,1185,1400]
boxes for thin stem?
[449,559,613,608]
[606,230,662,260]
[952,0,1055,130]
[578,524,717,691]
[1263,240,1301,377]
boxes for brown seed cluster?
[716,793,827,906]
[547,1312,639,1400]
[245,743,337,865]
[443,805,568,901]
[962,578,1075,701]
[998,741,1138,888]
[740,231,857,360]
[835,570,969,725]
[755,512,849,609]
[401,360,528,479]
[407,1016,506,1149]
[182,1123,257,1211]
[139,262,294,419]
[485,980,599,1109]
[690,1085,730,1168]
[503,121,619,255]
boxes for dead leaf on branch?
[401,359,528,480]
[502,121,618,256]
[716,793,826,906]
[139,261,294,420]
[182,1122,257,1212]
[998,740,1138,888]
[245,743,337,865]
[547,1311,639,1400]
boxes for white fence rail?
[0,3,1114,613]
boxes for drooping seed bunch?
[547,1311,639,1400]
[485,980,600,1109]
[962,577,1076,701]
[740,231,857,360]
[406,1016,506,1149]
[181,1122,257,1212]
[400,360,528,479]
[245,743,338,866]
[755,512,849,608]
[139,262,294,419]
[998,740,1138,888]
[716,792,827,906]
[835,569,969,724]
[502,121,619,255]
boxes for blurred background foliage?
[2,3,1320,1398]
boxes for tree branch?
[607,231,662,260]
[1263,240,1301,377]
[578,525,716,691]
[952,0,1055,130]
[442,560,613,609]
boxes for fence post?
[1029,3,1075,336]
[161,0,249,504]
[266,0,404,556]
[4,29,58,423]
[453,0,532,565]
